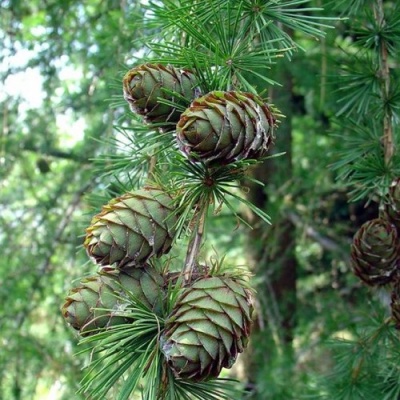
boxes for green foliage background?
[1,0,399,399]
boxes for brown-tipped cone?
[123,63,199,130]
[391,279,400,328]
[386,178,400,231]
[351,218,399,286]
[61,266,165,336]
[84,187,178,268]
[176,91,276,164]
[161,276,253,381]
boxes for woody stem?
[183,201,208,281]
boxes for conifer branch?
[373,0,393,165]
[183,200,208,281]
[148,154,157,180]
[58,2,341,398]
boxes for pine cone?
[161,276,253,381]
[84,188,178,268]
[351,218,399,286]
[123,63,199,130]
[386,178,400,230]
[176,91,276,164]
[61,266,165,336]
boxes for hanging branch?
[373,0,393,165]
[59,2,339,399]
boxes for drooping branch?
[373,0,393,165]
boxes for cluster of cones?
[62,184,253,382]
[350,179,400,327]
[60,62,281,382]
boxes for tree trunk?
[242,59,297,397]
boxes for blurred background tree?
[1,0,399,399]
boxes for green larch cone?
[351,218,399,286]
[84,187,178,268]
[123,63,199,130]
[391,279,400,328]
[161,276,253,381]
[176,91,276,164]
[61,266,165,336]
[386,178,400,230]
